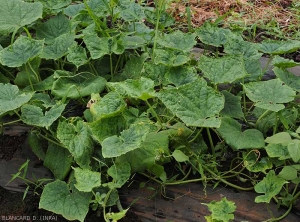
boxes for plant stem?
[255,109,271,128]
[145,100,162,126]
[206,128,215,157]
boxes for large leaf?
[39,180,92,222]
[89,115,126,143]
[107,162,131,189]
[254,170,287,203]
[107,77,155,101]
[37,0,71,10]
[243,79,296,112]
[0,0,43,34]
[195,22,235,47]
[88,0,110,17]
[217,117,265,150]
[258,39,300,55]
[102,122,156,158]
[0,36,44,67]
[41,33,75,60]
[52,71,106,99]
[90,92,126,120]
[243,152,273,173]
[220,91,244,118]
[154,49,190,67]
[198,55,248,84]
[273,67,300,92]
[272,56,300,68]
[36,12,71,44]
[57,118,94,168]
[288,140,300,162]
[44,142,73,180]
[21,102,66,128]
[0,83,33,116]
[157,78,224,127]
[118,1,145,21]
[165,66,199,87]
[157,30,196,52]
[265,143,291,160]
[67,45,88,68]
[73,167,101,192]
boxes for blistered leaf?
[88,0,109,17]
[243,152,273,173]
[143,62,168,86]
[217,117,265,150]
[0,83,33,116]
[198,55,248,84]
[21,102,66,128]
[38,0,71,10]
[107,77,155,101]
[67,45,88,68]
[57,118,93,168]
[203,197,236,222]
[154,49,190,67]
[41,33,75,60]
[172,150,189,162]
[118,1,145,21]
[0,36,44,67]
[258,39,300,55]
[265,143,290,160]
[158,78,224,127]
[273,67,300,92]
[119,56,146,80]
[36,12,71,44]
[0,0,43,33]
[44,142,73,180]
[107,162,131,188]
[195,22,235,47]
[90,92,126,120]
[52,72,106,99]
[220,91,244,118]
[288,140,300,162]
[243,79,296,112]
[89,115,126,143]
[165,66,199,87]
[278,166,298,181]
[73,167,101,192]
[157,30,196,52]
[39,180,92,222]
[102,122,156,158]
[265,132,292,146]
[272,56,300,68]
[254,170,287,203]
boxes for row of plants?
[1,0,300,221]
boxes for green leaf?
[265,143,291,160]
[41,33,75,60]
[44,142,73,180]
[119,56,147,80]
[0,83,33,116]
[253,107,276,133]
[73,167,101,192]
[203,197,236,222]
[258,39,300,55]
[165,66,199,87]
[172,150,189,162]
[14,58,41,87]
[143,62,168,86]
[158,78,224,127]
[254,170,287,203]
[154,49,190,67]
[88,115,127,143]
[217,117,265,150]
[0,36,44,67]
[272,56,300,68]
[89,92,127,120]
[63,3,85,17]
[37,0,71,10]
[274,67,300,92]
[39,180,92,222]
[265,132,292,146]
[28,131,46,161]
[107,77,155,101]
[243,79,296,112]
[195,22,235,47]
[244,59,263,82]
[107,162,131,189]
[21,102,66,128]
[198,55,248,84]
[36,12,71,44]
[0,0,43,34]
[288,140,300,162]
[88,0,109,17]
[102,122,156,158]
[118,1,145,21]
[57,118,94,168]
[121,35,146,49]
[52,71,106,99]
[220,91,244,118]
[243,152,273,173]
[278,166,298,181]
[157,30,196,52]
[67,45,88,68]
[106,209,129,222]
